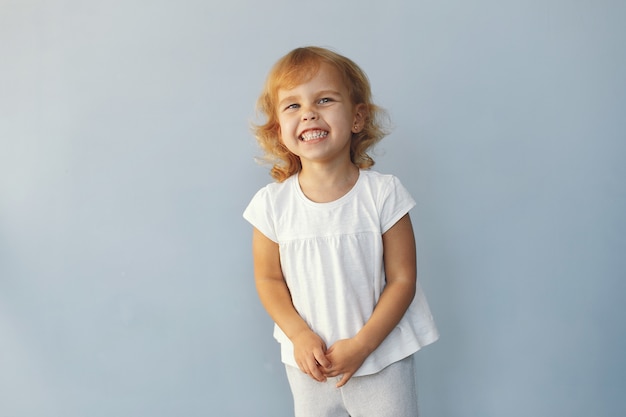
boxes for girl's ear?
[352,103,367,133]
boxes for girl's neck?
[297,162,360,203]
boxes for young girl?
[243,46,438,417]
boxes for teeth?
[300,130,328,141]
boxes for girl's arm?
[251,227,331,382]
[324,213,417,387]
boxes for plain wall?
[1,1,624,416]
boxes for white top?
[243,169,438,376]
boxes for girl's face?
[276,63,364,168]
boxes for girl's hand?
[291,329,331,382]
[324,338,370,387]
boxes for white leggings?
[285,355,418,417]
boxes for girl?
[244,46,438,417]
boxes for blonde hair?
[252,46,390,182]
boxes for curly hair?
[252,46,390,182]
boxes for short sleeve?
[243,187,278,242]
[380,176,416,233]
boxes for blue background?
[1,1,624,416]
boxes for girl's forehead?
[277,63,345,93]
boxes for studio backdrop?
[1,1,624,416]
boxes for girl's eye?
[285,103,299,110]
[318,97,332,104]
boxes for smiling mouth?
[300,130,328,141]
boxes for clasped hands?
[292,329,370,388]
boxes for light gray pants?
[285,355,418,417]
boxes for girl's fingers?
[335,371,353,388]
[299,356,326,382]
[313,351,331,369]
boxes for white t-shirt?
[243,169,438,376]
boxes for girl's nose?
[302,110,317,121]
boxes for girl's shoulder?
[259,174,297,194]
[360,169,393,180]
[248,174,298,205]
[359,169,403,188]
[358,169,414,205]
